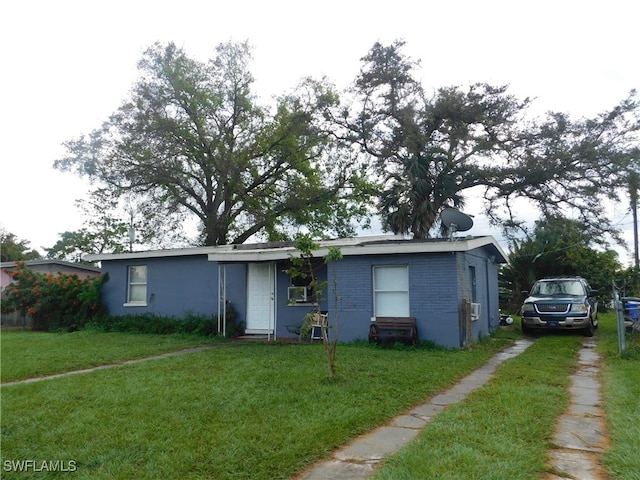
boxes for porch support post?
[217,264,227,337]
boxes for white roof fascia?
[84,236,507,264]
[208,236,507,263]
[84,246,222,262]
[83,235,403,262]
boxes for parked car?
[520,277,599,336]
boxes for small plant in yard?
[1,262,106,331]
[287,234,343,378]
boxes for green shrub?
[86,303,244,338]
[1,262,107,331]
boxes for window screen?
[127,265,147,304]
[373,265,409,316]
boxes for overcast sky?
[1,0,638,263]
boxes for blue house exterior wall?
[320,250,499,349]
[325,253,465,348]
[97,243,501,349]
[101,255,220,318]
[457,251,501,346]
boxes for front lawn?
[372,333,584,479]
[0,333,511,480]
[371,313,640,480]
[0,330,220,383]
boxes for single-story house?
[85,235,508,348]
[1,259,101,327]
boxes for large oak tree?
[345,41,640,242]
[344,41,529,238]
[56,41,372,246]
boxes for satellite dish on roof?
[441,208,474,239]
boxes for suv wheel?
[583,319,595,337]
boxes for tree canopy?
[343,41,529,238]
[55,41,372,246]
[486,94,640,241]
[0,228,41,261]
[344,41,640,242]
[55,39,639,254]
[44,191,131,263]
[499,215,623,311]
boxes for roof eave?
[208,236,508,263]
[83,235,508,264]
[84,246,222,262]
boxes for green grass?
[0,332,512,480]
[371,332,584,480]
[5,320,636,479]
[0,330,221,383]
[597,312,640,480]
[371,313,640,480]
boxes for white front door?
[246,262,275,333]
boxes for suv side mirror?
[589,289,599,296]
[521,290,529,295]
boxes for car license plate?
[547,321,559,327]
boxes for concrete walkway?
[546,338,610,480]
[295,339,536,480]
[0,344,222,387]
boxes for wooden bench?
[368,317,418,346]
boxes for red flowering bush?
[1,262,107,331]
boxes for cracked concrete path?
[294,339,536,480]
[545,338,610,480]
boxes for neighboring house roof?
[84,235,508,264]
[0,259,101,273]
[1,259,101,289]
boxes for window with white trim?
[286,259,321,305]
[126,265,147,306]
[373,265,409,316]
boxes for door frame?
[245,262,276,337]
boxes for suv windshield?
[530,280,585,296]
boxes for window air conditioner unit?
[470,303,481,320]
[288,286,309,303]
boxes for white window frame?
[124,265,147,307]
[373,265,410,317]
[286,259,319,307]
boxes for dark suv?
[520,277,599,336]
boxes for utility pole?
[630,171,639,268]
[633,199,639,269]
[128,207,135,253]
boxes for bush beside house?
[1,262,106,331]
[87,302,243,338]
